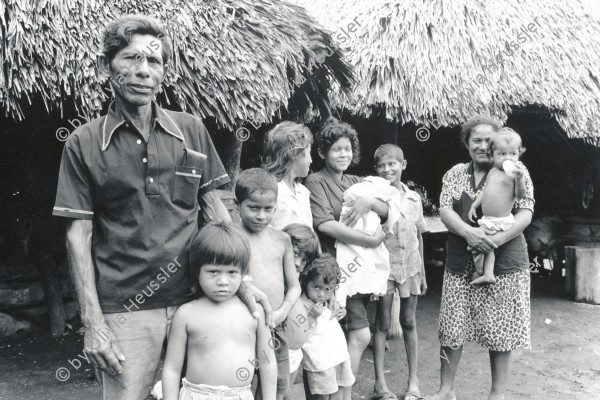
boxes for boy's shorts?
[304,358,355,395]
[387,275,422,298]
[339,294,370,331]
[179,378,253,400]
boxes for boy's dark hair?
[314,117,361,166]
[235,168,278,203]
[299,254,341,294]
[189,222,250,294]
[374,144,405,166]
[460,115,502,147]
[102,15,172,65]
[282,223,320,265]
[488,127,526,157]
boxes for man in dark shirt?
[54,15,270,399]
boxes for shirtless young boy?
[235,168,301,400]
[162,222,276,400]
[468,128,527,285]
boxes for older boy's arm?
[274,237,301,325]
[418,232,427,293]
[200,190,232,223]
[256,308,277,400]
[162,310,188,400]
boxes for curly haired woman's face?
[322,137,353,173]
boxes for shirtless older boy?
[236,168,301,400]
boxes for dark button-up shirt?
[305,169,362,257]
[53,101,230,312]
[439,161,534,275]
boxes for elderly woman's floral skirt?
[438,258,531,352]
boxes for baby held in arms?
[468,128,527,285]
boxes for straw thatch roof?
[293,0,600,145]
[0,0,353,130]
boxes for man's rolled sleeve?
[196,120,231,194]
[305,177,335,230]
[53,142,94,220]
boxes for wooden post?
[564,246,600,304]
[38,252,66,336]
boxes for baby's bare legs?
[471,251,496,285]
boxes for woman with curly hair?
[304,117,388,397]
[263,121,314,230]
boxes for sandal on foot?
[404,391,423,400]
[371,392,398,400]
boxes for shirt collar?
[101,101,185,151]
[398,182,420,202]
[278,180,310,197]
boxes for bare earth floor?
[1,270,599,400]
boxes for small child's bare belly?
[184,302,257,387]
[185,338,256,387]
[481,180,515,218]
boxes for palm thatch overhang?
[0,0,354,130]
[293,0,600,145]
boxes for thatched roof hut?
[293,0,600,145]
[0,0,353,129]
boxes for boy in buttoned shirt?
[371,144,428,400]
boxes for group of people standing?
[53,14,534,400]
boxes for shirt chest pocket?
[172,165,202,208]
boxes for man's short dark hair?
[460,115,502,147]
[235,168,278,203]
[102,15,172,66]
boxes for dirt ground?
[1,268,599,400]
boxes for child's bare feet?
[470,274,497,285]
[424,390,456,400]
[404,378,422,400]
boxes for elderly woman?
[428,116,534,400]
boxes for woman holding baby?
[428,115,534,400]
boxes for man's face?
[107,34,167,106]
